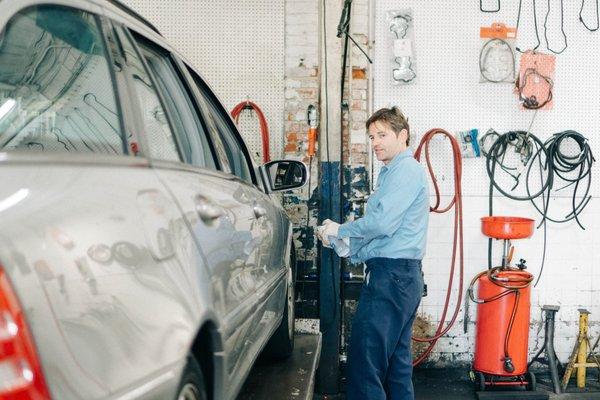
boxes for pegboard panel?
[121,0,285,164]
[372,1,600,200]
[372,1,600,362]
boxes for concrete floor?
[412,367,600,400]
[239,333,600,400]
[315,368,600,399]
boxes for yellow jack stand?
[561,309,600,390]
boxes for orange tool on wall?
[307,104,318,157]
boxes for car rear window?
[0,5,126,154]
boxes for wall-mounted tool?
[479,23,516,83]
[515,51,555,110]
[456,129,480,158]
[307,104,318,158]
[387,9,416,84]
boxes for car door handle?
[195,196,224,224]
[253,205,267,219]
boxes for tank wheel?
[526,371,537,391]
[473,371,486,392]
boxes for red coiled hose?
[412,128,464,366]
[231,101,270,162]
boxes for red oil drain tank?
[473,269,533,375]
[472,216,535,380]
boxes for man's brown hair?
[365,106,410,146]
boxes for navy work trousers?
[346,257,424,400]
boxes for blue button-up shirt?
[337,149,429,263]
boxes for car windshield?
[0,5,125,154]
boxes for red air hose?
[412,128,464,366]
[231,101,270,162]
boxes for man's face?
[368,121,408,165]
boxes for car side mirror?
[262,160,307,192]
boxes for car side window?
[0,5,126,154]
[130,35,216,170]
[114,27,180,162]
[184,67,254,185]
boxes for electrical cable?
[411,129,464,366]
[515,0,541,52]
[484,130,549,270]
[480,0,501,13]
[579,0,599,31]
[516,67,553,110]
[479,129,501,158]
[543,0,567,54]
[231,101,270,163]
[479,38,516,83]
[485,131,549,198]
[528,130,595,229]
[483,129,594,283]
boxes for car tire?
[175,355,208,400]
[263,245,296,359]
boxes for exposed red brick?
[352,68,366,80]
[285,143,298,153]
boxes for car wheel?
[176,355,208,400]
[263,246,296,359]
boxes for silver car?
[0,1,307,399]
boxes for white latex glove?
[316,219,340,247]
[322,219,340,240]
[316,224,331,247]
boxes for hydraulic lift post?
[316,0,344,395]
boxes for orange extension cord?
[231,101,270,163]
[412,128,464,366]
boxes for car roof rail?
[106,0,162,36]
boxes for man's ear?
[399,128,408,142]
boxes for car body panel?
[0,2,296,399]
[0,156,208,398]
[151,162,289,399]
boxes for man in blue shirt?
[317,107,429,400]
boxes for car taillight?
[0,267,50,399]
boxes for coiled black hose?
[528,130,595,229]
[485,131,549,271]
[484,130,595,283]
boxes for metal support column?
[316,0,344,395]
